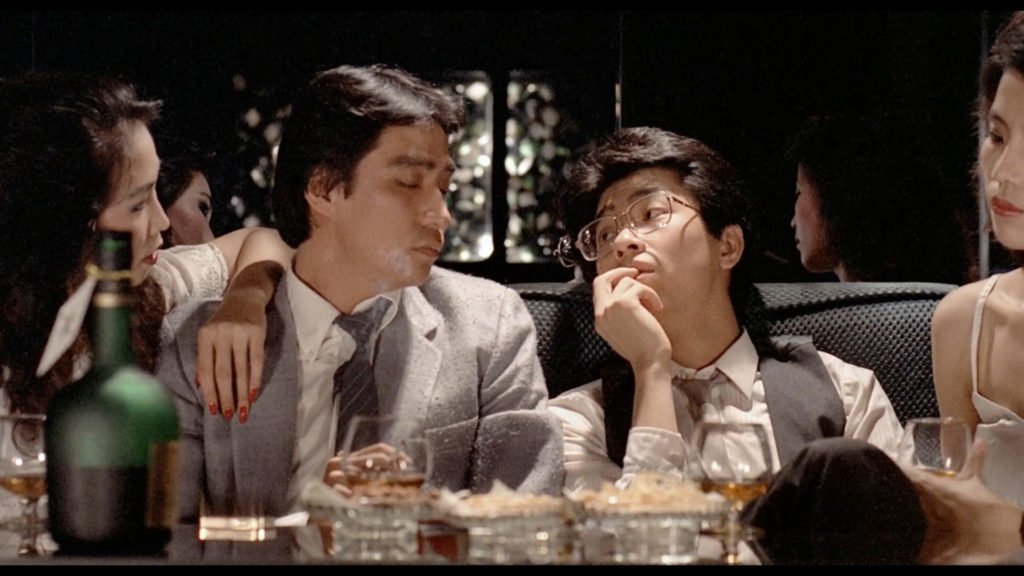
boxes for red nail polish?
[239,406,248,424]
[209,403,218,415]
[249,389,259,404]
[224,409,233,421]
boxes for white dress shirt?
[548,330,905,494]
[283,266,398,558]
[549,331,904,564]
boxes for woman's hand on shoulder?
[195,286,268,423]
[193,228,290,423]
[195,259,284,423]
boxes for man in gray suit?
[155,64,563,560]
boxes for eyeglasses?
[555,191,700,265]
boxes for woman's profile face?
[95,121,170,286]
[166,170,215,246]
[791,164,837,274]
[980,68,1024,251]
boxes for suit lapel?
[377,286,443,423]
[233,280,299,508]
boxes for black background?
[0,10,1009,284]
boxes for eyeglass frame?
[554,191,700,265]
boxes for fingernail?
[239,406,248,424]
[249,389,259,404]
[224,409,233,421]
[209,403,218,415]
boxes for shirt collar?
[671,329,758,399]
[286,264,401,362]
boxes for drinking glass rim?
[905,416,970,428]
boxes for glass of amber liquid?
[690,421,773,565]
[0,414,47,556]
[333,415,433,562]
[898,416,971,478]
[339,415,432,495]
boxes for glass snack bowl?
[570,472,729,565]
[301,479,434,563]
[433,482,574,565]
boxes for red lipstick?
[991,197,1024,217]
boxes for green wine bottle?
[45,230,180,556]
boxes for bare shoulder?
[931,279,988,336]
[930,280,987,384]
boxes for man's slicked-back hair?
[271,63,466,247]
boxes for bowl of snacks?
[301,478,434,562]
[570,472,729,564]
[434,482,574,565]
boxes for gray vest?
[602,335,846,468]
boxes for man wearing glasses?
[549,126,924,564]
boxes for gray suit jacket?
[155,266,564,559]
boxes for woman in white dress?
[921,10,1024,565]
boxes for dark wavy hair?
[272,63,466,248]
[155,133,215,247]
[979,12,1024,141]
[0,71,165,414]
[977,11,1024,265]
[787,111,974,284]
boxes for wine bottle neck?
[89,279,136,372]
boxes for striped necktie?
[674,368,721,423]
[333,298,390,454]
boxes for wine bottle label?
[85,262,134,281]
[146,440,180,531]
[92,292,136,309]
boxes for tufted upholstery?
[511,281,957,425]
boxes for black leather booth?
[512,281,957,425]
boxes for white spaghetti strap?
[970,274,1001,394]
